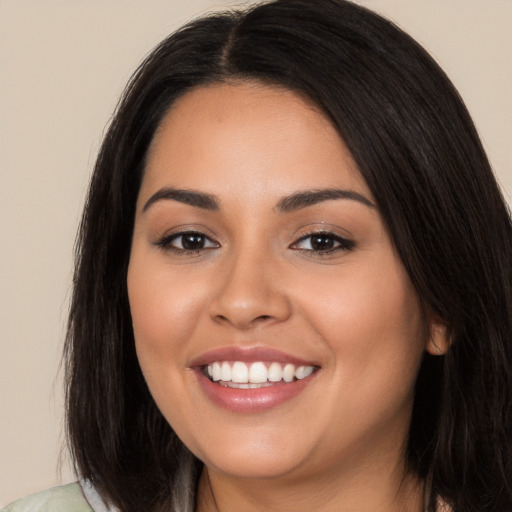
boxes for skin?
[127,82,447,512]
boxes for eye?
[291,231,355,254]
[156,231,219,253]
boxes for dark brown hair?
[65,1,512,510]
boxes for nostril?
[215,313,272,322]
[209,288,292,329]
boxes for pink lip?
[189,345,318,367]
[190,346,320,413]
[194,369,318,413]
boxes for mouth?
[191,347,320,412]
[202,361,317,389]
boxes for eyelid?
[290,229,355,254]
[152,225,354,256]
[154,228,220,253]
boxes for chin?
[204,452,307,480]
[183,426,314,480]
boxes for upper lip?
[189,345,320,368]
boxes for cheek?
[127,251,207,375]
[126,253,211,438]
[296,257,425,397]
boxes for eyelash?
[155,231,219,254]
[155,230,355,256]
[290,231,355,255]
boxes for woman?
[5,0,511,511]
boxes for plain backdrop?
[1,0,511,506]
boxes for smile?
[191,347,320,413]
[205,361,316,388]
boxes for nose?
[208,249,292,330]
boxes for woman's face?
[127,82,438,482]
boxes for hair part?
[65,1,512,511]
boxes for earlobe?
[425,320,450,355]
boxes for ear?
[425,317,451,356]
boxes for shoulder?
[2,483,93,512]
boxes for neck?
[196,459,424,512]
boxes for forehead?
[141,81,370,203]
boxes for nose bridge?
[208,237,291,329]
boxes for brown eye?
[157,231,219,253]
[291,232,355,254]
[309,234,336,251]
[178,233,208,250]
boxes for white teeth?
[295,365,313,379]
[224,381,273,389]
[249,362,268,383]
[283,364,295,383]
[231,361,249,383]
[212,362,221,381]
[205,361,316,384]
[220,361,231,382]
[268,362,283,382]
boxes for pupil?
[182,233,204,250]
[311,235,334,251]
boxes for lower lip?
[194,369,318,413]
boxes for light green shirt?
[2,483,96,512]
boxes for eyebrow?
[142,186,375,214]
[275,188,375,212]
[142,188,219,212]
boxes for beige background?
[0,0,511,506]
